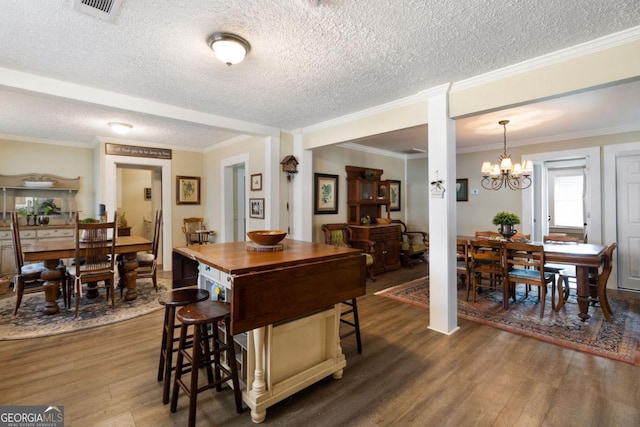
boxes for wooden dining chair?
[504,242,555,318]
[456,238,470,295]
[182,217,205,245]
[66,212,117,317]
[468,239,506,305]
[543,234,580,306]
[136,210,162,292]
[392,220,428,267]
[10,211,51,315]
[475,231,502,239]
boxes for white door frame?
[522,147,601,244]
[604,141,640,289]
[104,155,172,267]
[221,154,249,243]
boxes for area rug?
[375,277,640,366]
[0,278,167,340]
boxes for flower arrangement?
[492,211,520,226]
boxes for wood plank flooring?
[1,265,639,426]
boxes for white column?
[426,84,459,335]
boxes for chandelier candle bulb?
[480,119,532,191]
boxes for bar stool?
[340,298,362,354]
[170,300,243,427]
[158,288,210,404]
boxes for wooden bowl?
[376,218,392,225]
[247,230,287,246]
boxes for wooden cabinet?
[346,166,390,225]
[350,224,401,274]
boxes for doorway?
[222,155,247,242]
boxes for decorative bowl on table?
[375,218,392,225]
[247,230,287,246]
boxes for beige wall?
[171,149,206,246]
[0,139,94,218]
[118,168,152,237]
[312,144,405,243]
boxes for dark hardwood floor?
[1,264,639,426]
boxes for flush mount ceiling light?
[208,32,251,66]
[108,122,133,134]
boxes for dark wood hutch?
[345,166,401,274]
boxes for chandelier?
[481,120,532,190]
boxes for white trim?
[104,155,172,267]
[603,141,640,289]
[522,147,601,244]
[221,153,249,243]
[451,26,640,92]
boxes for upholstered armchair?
[321,223,376,282]
[392,220,428,267]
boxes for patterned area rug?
[375,277,640,366]
[0,278,167,340]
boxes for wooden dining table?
[458,236,607,320]
[22,235,152,315]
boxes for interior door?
[616,154,640,291]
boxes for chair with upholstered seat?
[136,210,162,292]
[456,238,470,294]
[543,234,579,308]
[182,217,210,245]
[505,242,555,318]
[321,223,374,354]
[66,212,117,317]
[392,220,428,268]
[10,211,54,315]
[475,230,502,239]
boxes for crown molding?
[451,26,640,92]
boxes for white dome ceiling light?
[208,32,251,66]
[108,122,133,134]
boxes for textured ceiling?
[0,1,639,152]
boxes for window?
[548,166,584,228]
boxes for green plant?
[42,205,53,215]
[81,217,99,224]
[16,207,28,216]
[362,169,377,180]
[492,211,520,226]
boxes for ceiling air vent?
[73,0,123,22]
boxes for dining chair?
[456,238,470,295]
[543,234,580,306]
[182,217,205,245]
[10,211,52,315]
[468,239,506,305]
[66,212,117,317]
[392,220,428,268]
[475,231,502,239]
[556,242,617,321]
[136,210,162,292]
[504,242,555,318]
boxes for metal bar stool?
[158,288,210,404]
[170,300,243,427]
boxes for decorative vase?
[499,224,517,240]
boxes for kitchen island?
[172,239,366,423]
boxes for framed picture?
[144,187,152,201]
[176,176,200,205]
[314,173,339,214]
[456,178,468,202]
[389,180,401,211]
[249,198,265,219]
[251,173,262,191]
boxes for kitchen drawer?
[36,228,74,239]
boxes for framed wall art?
[249,198,265,219]
[251,173,262,191]
[314,173,338,214]
[456,178,468,202]
[389,180,401,211]
[176,176,200,205]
